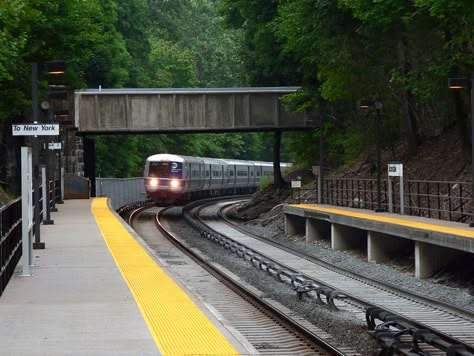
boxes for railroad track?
[184,199,474,355]
[127,204,353,355]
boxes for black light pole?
[54,110,68,204]
[449,74,474,226]
[31,62,44,249]
[42,102,54,224]
[360,99,385,212]
[319,117,324,204]
[305,110,325,203]
[305,111,340,204]
[31,61,66,248]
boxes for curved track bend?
[187,200,474,355]
[128,205,352,356]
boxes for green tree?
[220,0,299,86]
[116,0,152,87]
[149,38,198,87]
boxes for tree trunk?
[273,130,284,186]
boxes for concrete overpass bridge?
[73,87,308,195]
[74,87,305,134]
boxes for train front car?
[144,154,186,205]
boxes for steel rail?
[186,199,474,354]
[218,202,474,319]
[151,206,347,356]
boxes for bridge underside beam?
[75,88,306,134]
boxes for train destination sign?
[12,123,59,136]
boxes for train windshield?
[148,161,183,178]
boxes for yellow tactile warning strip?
[91,198,239,356]
[291,204,474,239]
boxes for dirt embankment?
[230,127,470,223]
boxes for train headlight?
[149,178,159,187]
[170,179,180,189]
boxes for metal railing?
[0,178,61,297]
[95,177,146,210]
[403,179,471,222]
[0,197,22,296]
[291,177,472,223]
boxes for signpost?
[291,179,302,204]
[13,123,60,244]
[312,166,322,203]
[388,161,404,214]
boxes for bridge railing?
[290,178,472,223]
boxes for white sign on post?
[312,166,321,175]
[12,123,59,136]
[48,142,62,150]
[388,162,403,177]
[291,180,301,188]
[387,161,404,214]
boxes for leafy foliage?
[2,0,473,181]
[220,0,474,173]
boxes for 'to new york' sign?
[12,124,59,136]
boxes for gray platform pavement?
[0,199,158,355]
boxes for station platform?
[0,198,250,355]
[284,204,474,279]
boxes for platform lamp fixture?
[54,109,69,119]
[449,74,474,226]
[31,60,66,249]
[359,99,385,212]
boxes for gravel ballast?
[162,198,474,355]
[164,208,379,355]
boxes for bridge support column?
[83,137,96,198]
[415,241,464,279]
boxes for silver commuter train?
[144,153,290,204]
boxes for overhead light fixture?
[448,78,470,89]
[45,61,66,75]
[54,109,69,118]
[359,99,375,108]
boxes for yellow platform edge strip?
[290,204,474,239]
[91,198,239,356]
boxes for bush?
[258,176,273,191]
